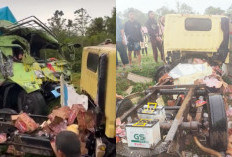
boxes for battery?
[137,104,166,122]
[126,119,161,148]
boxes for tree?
[227,4,232,16]
[47,10,66,30]
[105,7,116,36]
[74,8,91,36]
[66,19,74,37]
[156,6,176,16]
[86,17,105,36]
[47,10,68,42]
[204,6,225,15]
[123,8,147,25]
[85,8,116,45]
[177,2,194,14]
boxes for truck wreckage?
[0,7,116,157]
[116,61,231,156]
[116,14,232,156]
[0,13,74,115]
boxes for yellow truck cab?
[164,14,230,65]
[80,44,116,139]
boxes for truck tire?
[116,98,133,118]
[17,90,47,115]
[0,108,17,114]
[208,94,228,151]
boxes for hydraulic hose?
[193,136,222,157]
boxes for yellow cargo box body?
[164,14,229,63]
[80,44,116,138]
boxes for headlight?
[34,70,44,78]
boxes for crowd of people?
[116,10,165,70]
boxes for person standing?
[140,27,149,56]
[124,10,143,68]
[158,16,165,40]
[116,16,129,70]
[146,11,164,62]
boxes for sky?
[116,0,232,14]
[0,0,115,23]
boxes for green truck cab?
[0,16,74,114]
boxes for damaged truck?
[155,14,231,81]
[0,11,74,115]
[0,7,116,156]
[117,14,232,156]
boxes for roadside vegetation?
[46,8,116,88]
[116,45,163,96]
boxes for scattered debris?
[126,86,133,95]
[158,73,172,84]
[195,96,207,107]
[167,100,176,106]
[117,59,232,156]
[127,72,152,83]
[0,133,6,143]
[169,63,213,85]
[203,76,223,88]
[116,118,126,144]
[1,101,95,156]
[14,113,38,133]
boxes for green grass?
[116,42,163,96]
[132,82,153,93]
[116,72,135,96]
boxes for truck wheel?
[208,94,227,151]
[17,91,47,115]
[0,108,17,114]
[116,98,133,118]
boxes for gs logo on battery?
[134,134,145,140]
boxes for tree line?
[117,3,232,25]
[47,7,116,46]
[46,8,116,72]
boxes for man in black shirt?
[146,11,164,62]
[51,131,81,157]
[124,10,143,67]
